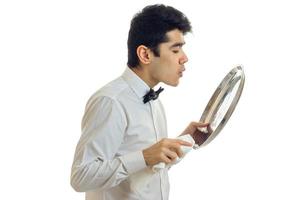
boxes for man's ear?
[136,45,152,65]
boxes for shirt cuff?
[119,151,147,174]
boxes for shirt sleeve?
[70,96,147,192]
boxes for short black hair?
[127,4,192,68]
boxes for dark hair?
[127,4,192,68]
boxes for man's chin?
[172,80,180,87]
[163,80,180,87]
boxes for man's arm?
[70,96,146,192]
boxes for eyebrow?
[169,42,185,49]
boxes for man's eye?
[172,50,179,53]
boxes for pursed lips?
[179,66,185,77]
[179,72,183,77]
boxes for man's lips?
[180,66,185,77]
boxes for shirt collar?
[122,67,150,99]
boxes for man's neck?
[130,66,158,88]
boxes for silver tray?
[193,66,245,149]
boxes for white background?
[1,0,299,199]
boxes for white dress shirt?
[71,67,169,200]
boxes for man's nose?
[180,52,188,65]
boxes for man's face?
[149,29,188,86]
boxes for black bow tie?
[143,87,164,104]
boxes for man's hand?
[142,138,192,167]
[180,122,212,146]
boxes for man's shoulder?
[89,76,129,102]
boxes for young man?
[71,4,208,200]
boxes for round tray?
[193,66,245,149]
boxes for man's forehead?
[164,39,185,49]
[163,30,185,46]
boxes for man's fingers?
[169,146,184,158]
[160,139,190,158]
[163,138,192,147]
[195,122,209,127]
[172,139,192,147]
[161,154,172,164]
[179,140,193,146]
[164,148,178,161]
[168,140,191,157]
[191,122,210,134]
